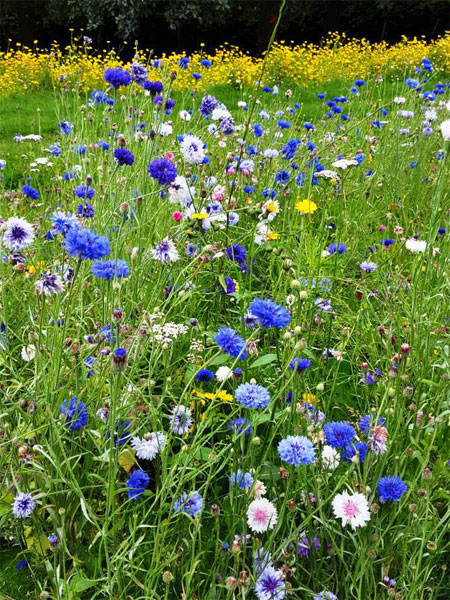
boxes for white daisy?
[131,432,166,460]
[405,238,427,253]
[21,345,36,362]
[159,122,173,137]
[332,491,370,530]
[167,176,195,207]
[247,498,278,533]
[180,134,205,164]
[321,445,340,470]
[179,110,191,121]
[440,119,450,141]
[215,366,233,382]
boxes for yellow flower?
[27,261,46,276]
[295,199,318,215]
[266,232,280,240]
[265,201,280,213]
[191,213,209,220]
[302,393,318,404]
[196,391,215,401]
[216,390,233,402]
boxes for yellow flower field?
[1,32,450,97]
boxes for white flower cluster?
[149,322,188,347]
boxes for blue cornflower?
[22,184,39,200]
[50,211,79,235]
[281,138,301,159]
[58,119,72,135]
[323,421,356,449]
[91,90,113,104]
[253,123,263,137]
[277,119,290,129]
[104,67,132,89]
[314,592,338,600]
[148,158,177,185]
[196,369,214,382]
[327,242,346,255]
[354,79,365,86]
[112,347,127,370]
[74,185,95,200]
[64,227,111,260]
[377,477,408,503]
[127,470,149,499]
[114,147,134,166]
[77,202,95,218]
[142,80,163,94]
[108,419,131,447]
[228,417,251,436]
[235,382,270,409]
[84,356,96,378]
[48,142,62,156]
[289,358,312,372]
[221,276,238,295]
[249,298,291,329]
[255,566,285,600]
[201,59,212,68]
[220,117,234,135]
[16,560,29,569]
[278,435,315,466]
[199,94,218,117]
[254,547,273,575]
[358,415,371,433]
[131,61,148,85]
[178,56,190,69]
[60,397,88,431]
[230,470,253,489]
[169,405,193,434]
[342,441,368,464]
[226,244,247,266]
[275,169,290,184]
[73,144,86,155]
[91,259,130,280]
[173,491,203,517]
[359,414,385,433]
[12,493,35,518]
[214,327,247,360]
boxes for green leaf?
[250,353,277,368]
[209,354,230,366]
[73,576,100,593]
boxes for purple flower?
[114,148,134,166]
[104,67,131,89]
[12,493,35,518]
[148,158,177,185]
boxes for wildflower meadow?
[0,24,449,600]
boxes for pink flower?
[166,152,174,161]
[247,498,278,533]
[379,225,387,231]
[332,491,370,529]
[173,211,183,221]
